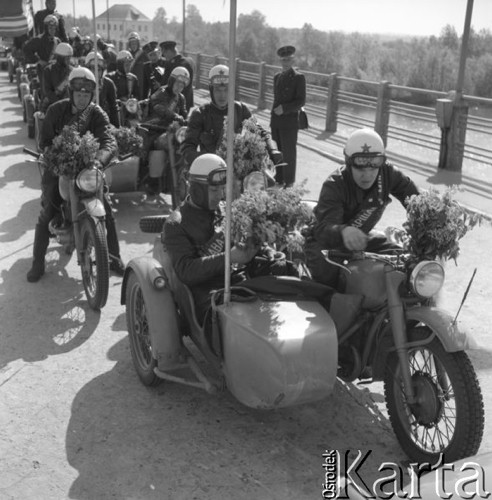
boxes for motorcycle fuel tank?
[218,298,337,409]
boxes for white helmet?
[209,64,229,86]
[170,66,190,86]
[189,154,227,184]
[344,128,386,168]
[85,51,105,66]
[68,27,80,40]
[43,14,58,27]
[117,50,133,61]
[69,67,96,93]
[54,42,73,57]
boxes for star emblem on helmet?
[361,143,372,153]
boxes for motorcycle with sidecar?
[24,147,129,310]
[120,175,484,464]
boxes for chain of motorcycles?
[8,46,486,470]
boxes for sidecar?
[121,219,338,409]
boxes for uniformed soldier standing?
[270,45,306,187]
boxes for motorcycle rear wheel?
[125,271,161,386]
[80,217,109,310]
[384,326,484,464]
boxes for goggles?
[190,167,227,186]
[349,154,386,170]
[71,79,96,93]
[88,64,105,73]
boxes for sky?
[49,0,492,37]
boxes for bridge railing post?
[375,80,391,146]
[194,53,202,89]
[235,57,241,101]
[257,61,267,110]
[438,94,468,172]
[325,73,339,133]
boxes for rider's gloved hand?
[341,226,368,251]
[231,244,258,265]
[270,149,283,165]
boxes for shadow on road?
[65,337,406,500]
[0,255,101,371]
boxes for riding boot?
[329,293,364,336]
[26,223,50,282]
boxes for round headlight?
[410,261,445,298]
[175,126,187,144]
[125,98,138,114]
[76,168,103,193]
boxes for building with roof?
[95,4,153,49]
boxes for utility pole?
[182,0,186,52]
[106,0,111,41]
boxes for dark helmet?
[188,154,227,210]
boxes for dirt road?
[0,74,491,500]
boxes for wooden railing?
[187,52,492,173]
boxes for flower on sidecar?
[120,216,340,410]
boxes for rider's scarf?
[67,102,96,136]
[347,174,389,233]
[198,206,226,257]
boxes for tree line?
[69,5,492,100]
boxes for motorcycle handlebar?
[23,147,41,159]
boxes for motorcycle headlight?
[410,261,445,298]
[125,98,138,114]
[175,126,187,144]
[76,168,104,193]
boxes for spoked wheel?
[80,217,109,310]
[125,271,161,386]
[384,327,484,464]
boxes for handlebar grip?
[321,249,355,260]
[118,152,134,161]
[23,147,40,158]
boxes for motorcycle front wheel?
[80,217,109,310]
[384,326,484,464]
[125,271,161,386]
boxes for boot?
[26,223,50,282]
[329,293,364,336]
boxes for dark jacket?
[312,163,419,249]
[162,54,195,110]
[97,76,120,128]
[143,85,187,130]
[40,99,117,166]
[163,201,226,321]
[107,69,140,101]
[129,49,149,100]
[181,101,252,166]
[23,33,60,64]
[41,60,73,110]
[34,9,68,42]
[270,67,306,130]
[142,60,167,99]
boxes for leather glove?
[270,149,283,165]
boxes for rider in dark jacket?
[159,40,195,111]
[106,50,140,102]
[163,154,257,323]
[85,51,120,128]
[34,0,68,42]
[41,42,73,113]
[26,67,124,283]
[23,14,61,85]
[181,64,282,168]
[305,128,420,288]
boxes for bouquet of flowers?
[44,126,100,178]
[216,117,274,181]
[109,125,144,159]
[403,187,482,262]
[231,184,313,254]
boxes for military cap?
[159,40,177,51]
[142,41,159,54]
[277,45,296,58]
